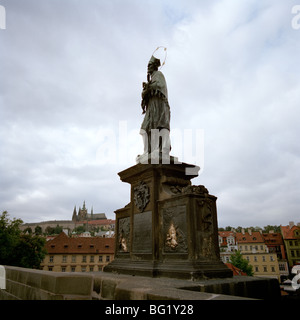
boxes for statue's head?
[147,55,161,74]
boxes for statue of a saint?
[137,55,171,163]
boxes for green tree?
[53,225,63,235]
[74,225,86,234]
[34,225,42,235]
[0,211,47,269]
[230,251,254,276]
[262,225,281,233]
[23,227,33,234]
[45,226,55,235]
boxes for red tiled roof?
[45,232,115,254]
[218,231,236,247]
[218,231,235,237]
[262,232,284,245]
[225,263,247,276]
[281,225,300,240]
[76,219,115,226]
[235,231,264,243]
[88,219,115,226]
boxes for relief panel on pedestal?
[163,205,188,254]
[196,198,219,260]
[117,217,130,253]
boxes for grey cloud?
[1,0,299,228]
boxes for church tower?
[72,206,77,222]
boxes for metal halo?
[152,46,167,70]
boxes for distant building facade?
[41,232,115,272]
[280,222,300,269]
[219,230,238,263]
[236,230,280,280]
[262,231,289,280]
[218,229,281,280]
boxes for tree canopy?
[0,211,47,269]
[230,250,254,276]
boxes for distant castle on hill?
[72,201,107,222]
[21,201,112,233]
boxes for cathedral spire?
[72,206,77,222]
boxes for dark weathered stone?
[104,162,232,280]
[132,211,152,253]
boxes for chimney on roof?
[269,230,274,234]
[242,228,245,235]
[249,229,252,236]
[289,221,294,229]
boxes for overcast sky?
[1,0,300,228]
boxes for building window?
[260,245,264,251]
[262,256,266,262]
[99,256,103,262]
[245,245,248,251]
[279,263,286,271]
[254,256,257,262]
[62,255,67,263]
[106,256,110,262]
[90,256,94,263]
[246,256,250,261]
[271,266,275,273]
[263,266,267,272]
[291,250,295,257]
[239,245,243,251]
[89,266,94,272]
[61,267,66,272]
[48,267,53,271]
[72,255,76,263]
[81,266,86,272]
[49,256,54,263]
[82,256,87,262]
[71,267,76,272]
[255,266,259,272]
[270,255,274,262]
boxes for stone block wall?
[0,265,281,300]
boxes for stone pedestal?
[104,161,232,280]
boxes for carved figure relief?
[166,223,178,249]
[202,237,213,258]
[168,184,209,196]
[118,217,130,253]
[133,181,150,212]
[197,199,213,232]
[196,199,218,259]
[163,206,187,253]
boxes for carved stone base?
[104,162,232,280]
[136,152,179,165]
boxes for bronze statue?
[138,53,171,162]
